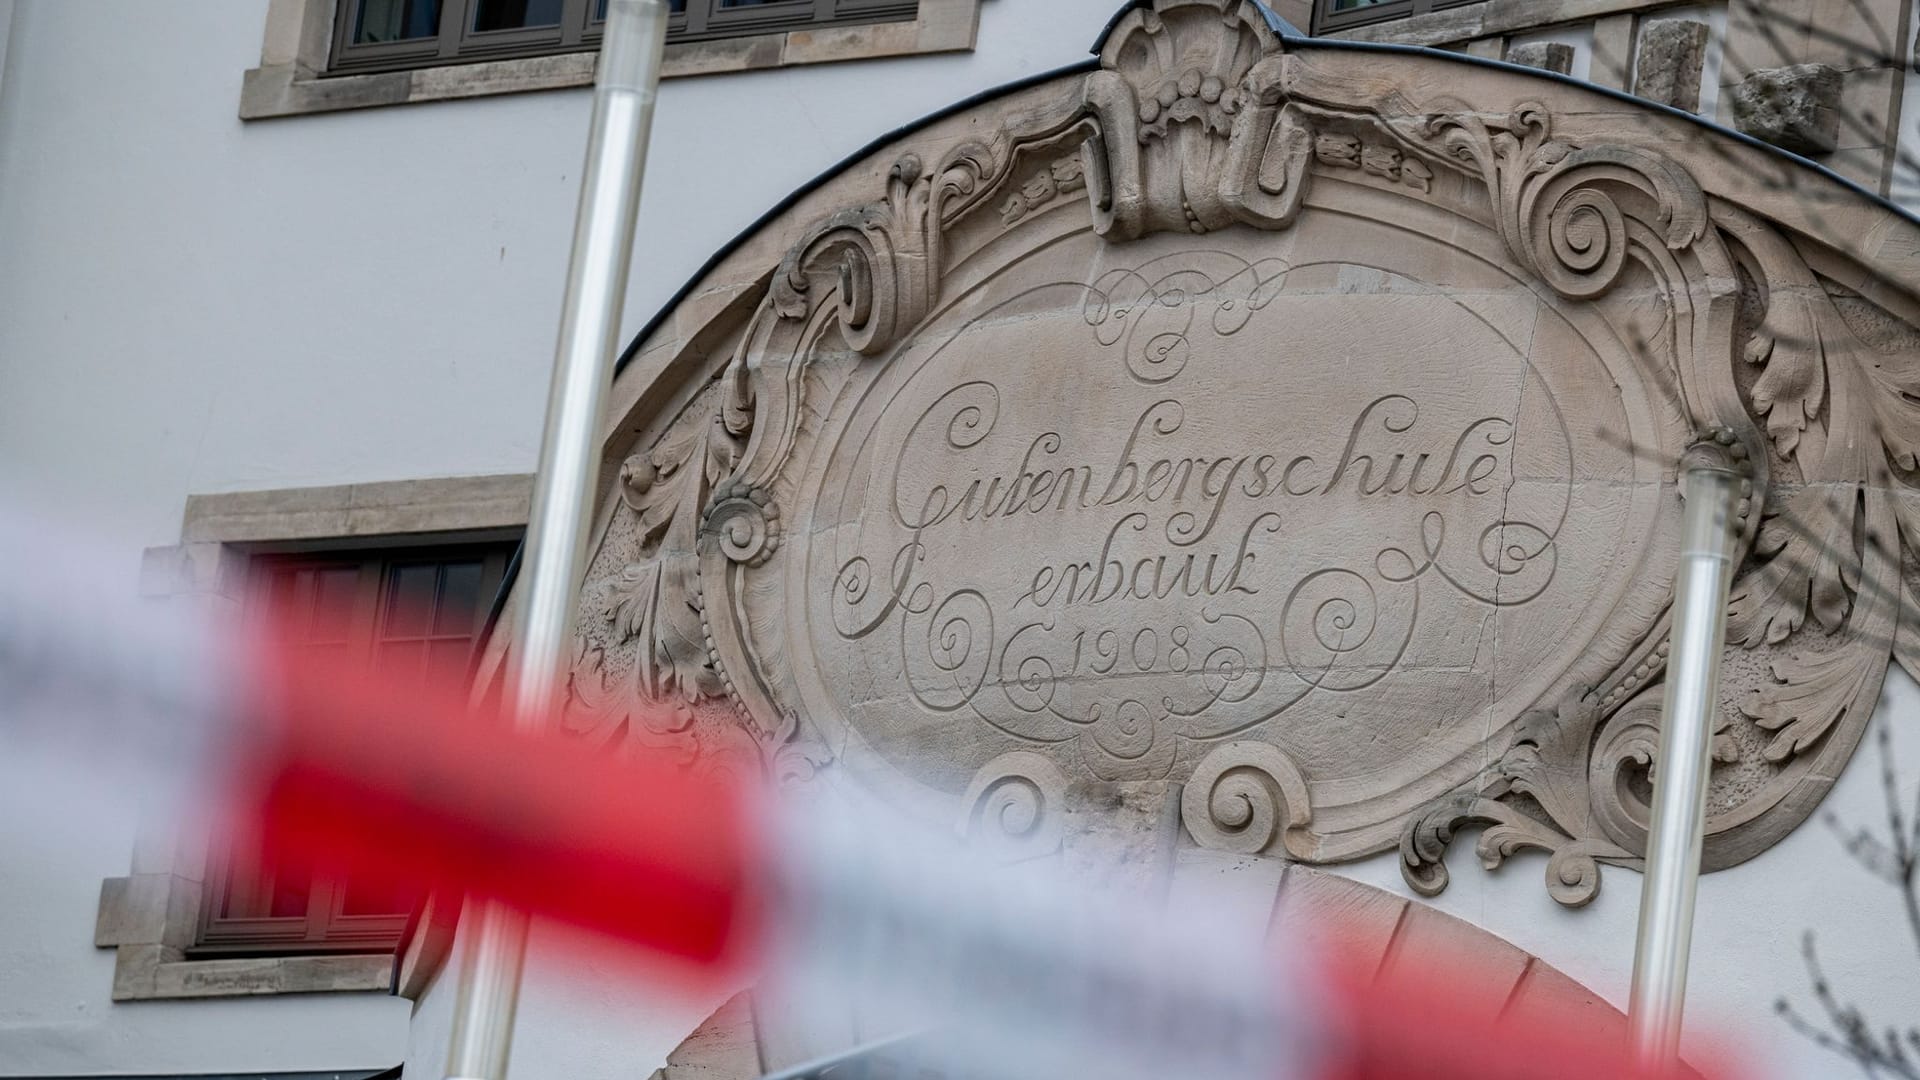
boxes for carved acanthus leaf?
[1487,684,1603,833]
[1737,490,1898,763]
[1401,792,1637,908]
[1745,644,1884,763]
[565,642,700,766]
[1380,104,1709,301]
[1744,282,1830,460]
[1853,325,1920,473]
[1727,482,1863,645]
[605,556,716,703]
[620,414,734,546]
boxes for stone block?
[258,0,307,67]
[1634,18,1711,112]
[1464,38,1504,59]
[148,953,392,998]
[1060,779,1180,895]
[182,483,352,542]
[784,19,924,67]
[1167,847,1290,941]
[1507,41,1574,74]
[240,64,411,121]
[915,0,984,52]
[1377,901,1531,1022]
[409,51,593,101]
[658,992,761,1079]
[1269,867,1409,980]
[1501,961,1628,1044]
[1730,64,1842,154]
[93,874,201,948]
[94,876,140,946]
[109,943,184,1001]
[661,34,785,79]
[344,473,532,535]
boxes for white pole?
[443,3,668,1077]
[1627,435,1743,1073]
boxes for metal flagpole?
[1627,433,1745,1074]
[443,3,668,1077]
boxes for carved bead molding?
[549,0,1920,907]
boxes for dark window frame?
[1310,0,1482,35]
[328,0,920,77]
[192,539,514,959]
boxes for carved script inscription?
[805,247,1604,785]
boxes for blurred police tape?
[0,504,1730,1080]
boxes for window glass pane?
[310,566,360,642]
[267,569,301,631]
[353,0,443,43]
[434,560,486,635]
[221,845,312,920]
[206,542,512,954]
[472,0,566,30]
[269,863,313,919]
[219,849,266,918]
[1331,0,1389,9]
[384,563,438,637]
[341,875,412,917]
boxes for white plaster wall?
[0,0,1116,1074]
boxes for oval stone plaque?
[788,222,1675,857]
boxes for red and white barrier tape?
[0,507,1731,1080]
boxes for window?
[328,0,920,75]
[193,542,513,957]
[1311,0,1481,35]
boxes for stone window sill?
[111,946,396,1001]
[241,7,980,120]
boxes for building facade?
[4,1,1920,1077]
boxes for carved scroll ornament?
[548,0,1920,907]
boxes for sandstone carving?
[958,751,1072,861]
[537,0,1920,908]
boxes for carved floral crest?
[545,0,1920,907]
